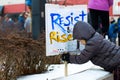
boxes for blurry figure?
[0,16,2,23]
[0,16,3,27]
[2,14,15,31]
[88,0,113,37]
[117,16,120,46]
[88,12,102,34]
[0,16,4,30]
[24,12,32,38]
[18,12,26,31]
[108,17,118,44]
[25,0,32,37]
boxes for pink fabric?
[88,0,113,11]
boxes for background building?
[0,0,28,14]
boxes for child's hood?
[73,21,95,40]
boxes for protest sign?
[45,4,87,56]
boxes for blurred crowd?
[0,11,32,37]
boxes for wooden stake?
[64,61,68,76]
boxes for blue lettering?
[64,16,70,26]
[74,16,79,22]
[79,10,87,21]
[50,11,87,33]
[50,13,66,33]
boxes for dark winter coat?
[108,21,118,39]
[70,21,120,72]
[117,17,120,32]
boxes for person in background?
[2,14,15,31]
[88,0,113,37]
[24,12,32,38]
[117,16,120,46]
[0,16,3,27]
[108,17,118,44]
[18,12,26,31]
[61,21,120,80]
[0,16,4,31]
[25,0,32,37]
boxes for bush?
[0,30,61,80]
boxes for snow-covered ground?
[55,69,111,80]
[17,61,112,80]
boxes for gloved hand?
[61,52,70,63]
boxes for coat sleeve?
[69,40,98,64]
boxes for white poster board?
[45,4,87,56]
[113,0,120,15]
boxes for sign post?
[65,61,68,76]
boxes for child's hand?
[61,52,70,63]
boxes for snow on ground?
[55,69,110,80]
[17,61,111,80]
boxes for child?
[61,21,120,80]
